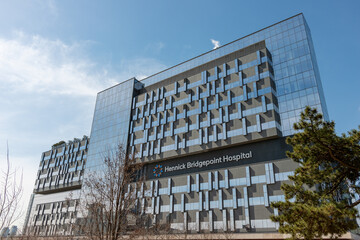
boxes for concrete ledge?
[13,232,360,240]
[124,232,359,240]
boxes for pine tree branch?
[309,122,359,171]
[272,107,360,237]
[347,198,360,208]
[322,173,347,197]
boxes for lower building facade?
[138,138,297,232]
[23,136,89,236]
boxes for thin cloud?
[0,32,167,229]
[118,57,167,80]
[145,41,165,55]
[0,32,111,96]
[0,32,167,96]
[45,0,57,16]
[211,39,220,49]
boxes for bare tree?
[0,142,23,231]
[77,145,147,240]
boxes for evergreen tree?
[271,107,360,239]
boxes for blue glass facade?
[140,13,328,136]
[87,14,329,167]
[82,14,330,233]
[86,78,138,170]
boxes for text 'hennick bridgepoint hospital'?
[164,151,253,173]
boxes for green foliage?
[271,107,360,239]
[52,140,65,147]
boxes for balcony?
[68,206,76,212]
[43,209,52,215]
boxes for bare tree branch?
[75,145,167,240]
[0,142,23,230]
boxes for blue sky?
[0,0,359,228]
